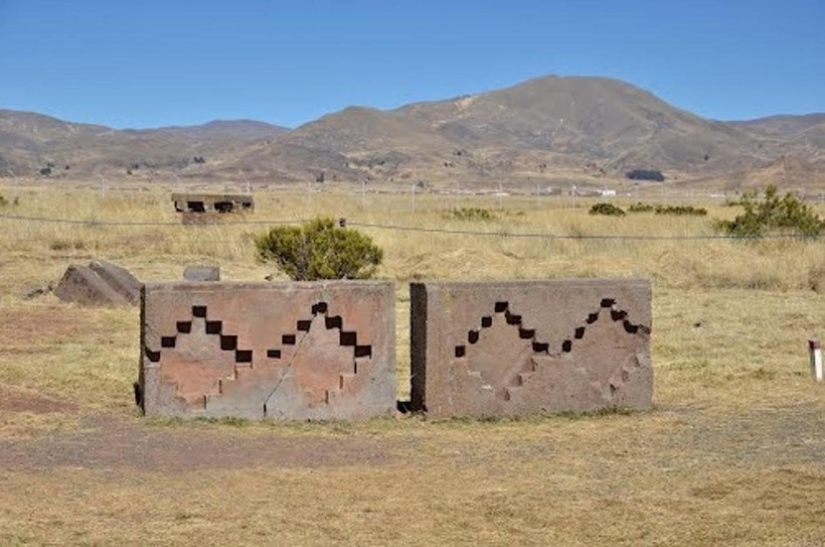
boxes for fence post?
[810,340,823,382]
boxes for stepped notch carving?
[140,281,395,420]
[411,279,653,417]
[453,297,649,402]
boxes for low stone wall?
[171,193,254,214]
[410,279,652,418]
[138,281,396,420]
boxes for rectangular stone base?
[139,281,395,420]
[410,279,652,418]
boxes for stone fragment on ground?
[54,260,142,307]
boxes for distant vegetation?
[625,169,665,182]
[444,207,498,221]
[627,202,654,213]
[716,185,823,238]
[590,202,708,217]
[628,202,707,216]
[255,217,383,281]
[589,203,626,216]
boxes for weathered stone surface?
[54,260,141,307]
[172,193,254,214]
[54,265,131,306]
[90,260,142,305]
[20,282,53,300]
[183,265,220,282]
[410,279,652,418]
[139,281,396,420]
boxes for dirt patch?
[0,305,90,347]
[0,389,72,414]
[0,413,398,473]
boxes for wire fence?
[0,211,821,241]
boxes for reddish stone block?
[410,279,652,418]
[54,265,131,306]
[89,260,142,305]
[183,264,220,281]
[139,281,395,420]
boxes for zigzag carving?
[453,301,550,400]
[211,301,374,410]
[560,298,650,354]
[264,301,372,361]
[454,298,649,401]
[144,304,253,364]
[455,301,550,358]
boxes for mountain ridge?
[1,75,824,192]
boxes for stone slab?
[54,265,131,306]
[183,265,221,282]
[139,281,396,420]
[410,278,652,418]
[90,260,142,305]
[172,193,254,214]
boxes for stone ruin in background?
[55,259,142,306]
[137,278,652,420]
[410,279,652,418]
[137,281,396,419]
[171,193,254,225]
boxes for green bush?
[589,203,626,216]
[628,202,707,216]
[445,207,497,221]
[716,185,823,238]
[655,204,707,216]
[628,202,655,213]
[254,217,383,281]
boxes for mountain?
[1,76,824,192]
[728,113,825,138]
[256,75,783,186]
[672,154,825,195]
[129,119,290,142]
[0,110,288,180]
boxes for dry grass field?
[1,181,825,545]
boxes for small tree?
[589,203,626,216]
[625,169,665,182]
[255,217,383,281]
[716,185,823,238]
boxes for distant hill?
[672,155,825,195]
[1,76,824,192]
[0,110,288,180]
[130,119,290,142]
[728,113,825,138]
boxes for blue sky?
[1,0,823,129]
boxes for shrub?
[629,202,706,215]
[626,169,665,182]
[254,217,383,281]
[628,202,655,213]
[716,185,823,238]
[444,207,497,221]
[589,203,626,216]
[655,205,707,216]
[0,193,7,207]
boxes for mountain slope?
[1,75,823,191]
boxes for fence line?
[1,212,821,241]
